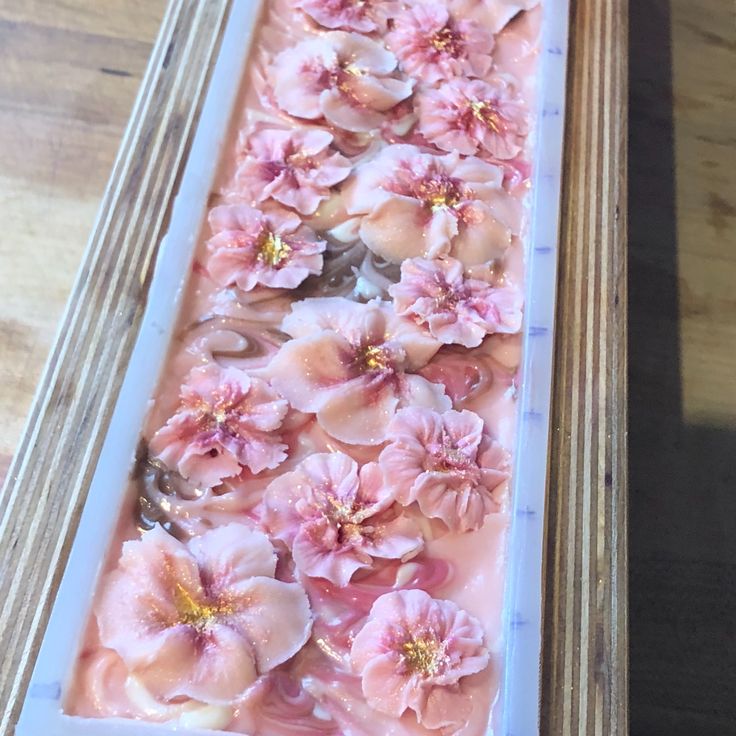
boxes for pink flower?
[389,257,523,348]
[96,525,312,705]
[263,452,423,587]
[269,32,413,133]
[234,127,352,215]
[206,204,326,291]
[385,3,493,85]
[342,144,518,266]
[294,0,398,32]
[449,0,540,34]
[417,76,529,160]
[350,589,489,729]
[268,297,450,445]
[378,407,508,532]
[150,364,288,487]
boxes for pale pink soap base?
[66,1,542,734]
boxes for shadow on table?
[628,2,736,734]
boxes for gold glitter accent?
[469,100,502,133]
[174,582,233,629]
[430,26,461,55]
[401,635,447,677]
[417,178,462,212]
[258,231,291,267]
[362,344,391,372]
[342,62,364,77]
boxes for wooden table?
[0,1,168,485]
[628,1,736,734]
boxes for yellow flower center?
[401,634,447,677]
[258,231,291,267]
[469,100,502,133]
[430,26,461,54]
[174,582,233,629]
[417,177,463,212]
[362,344,391,371]
[342,62,364,77]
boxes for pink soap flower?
[263,452,423,587]
[350,589,489,729]
[268,297,450,445]
[343,144,516,266]
[449,0,540,34]
[378,407,508,532]
[269,32,413,133]
[151,364,289,487]
[96,525,312,705]
[206,204,326,291]
[389,257,523,348]
[294,0,398,32]
[385,3,493,85]
[235,127,352,215]
[417,76,529,160]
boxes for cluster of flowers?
[94,0,534,731]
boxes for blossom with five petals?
[207,204,326,291]
[342,144,519,266]
[378,407,508,532]
[417,76,529,160]
[267,297,450,445]
[385,3,494,85]
[389,257,523,347]
[234,127,352,215]
[96,525,312,705]
[151,364,288,487]
[263,452,423,587]
[350,589,489,729]
[269,32,413,133]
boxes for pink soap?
[66,1,542,733]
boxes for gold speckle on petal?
[469,100,503,134]
[401,634,448,677]
[429,26,462,55]
[258,231,292,267]
[174,582,234,629]
[361,344,391,372]
[417,176,463,213]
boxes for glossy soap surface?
[67,1,541,733]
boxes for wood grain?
[0,1,629,733]
[0,0,167,488]
[0,2,230,731]
[541,0,629,734]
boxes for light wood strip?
[541,0,628,734]
[0,3,232,732]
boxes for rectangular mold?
[16,1,570,734]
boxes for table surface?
[0,1,733,734]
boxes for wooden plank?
[540,0,629,734]
[0,0,628,733]
[0,0,167,488]
[0,2,231,731]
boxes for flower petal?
[269,331,357,412]
[317,377,400,445]
[230,577,313,671]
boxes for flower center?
[361,344,392,372]
[174,582,233,629]
[426,439,474,474]
[401,633,447,677]
[258,231,291,267]
[469,99,504,134]
[429,25,463,56]
[416,175,464,212]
